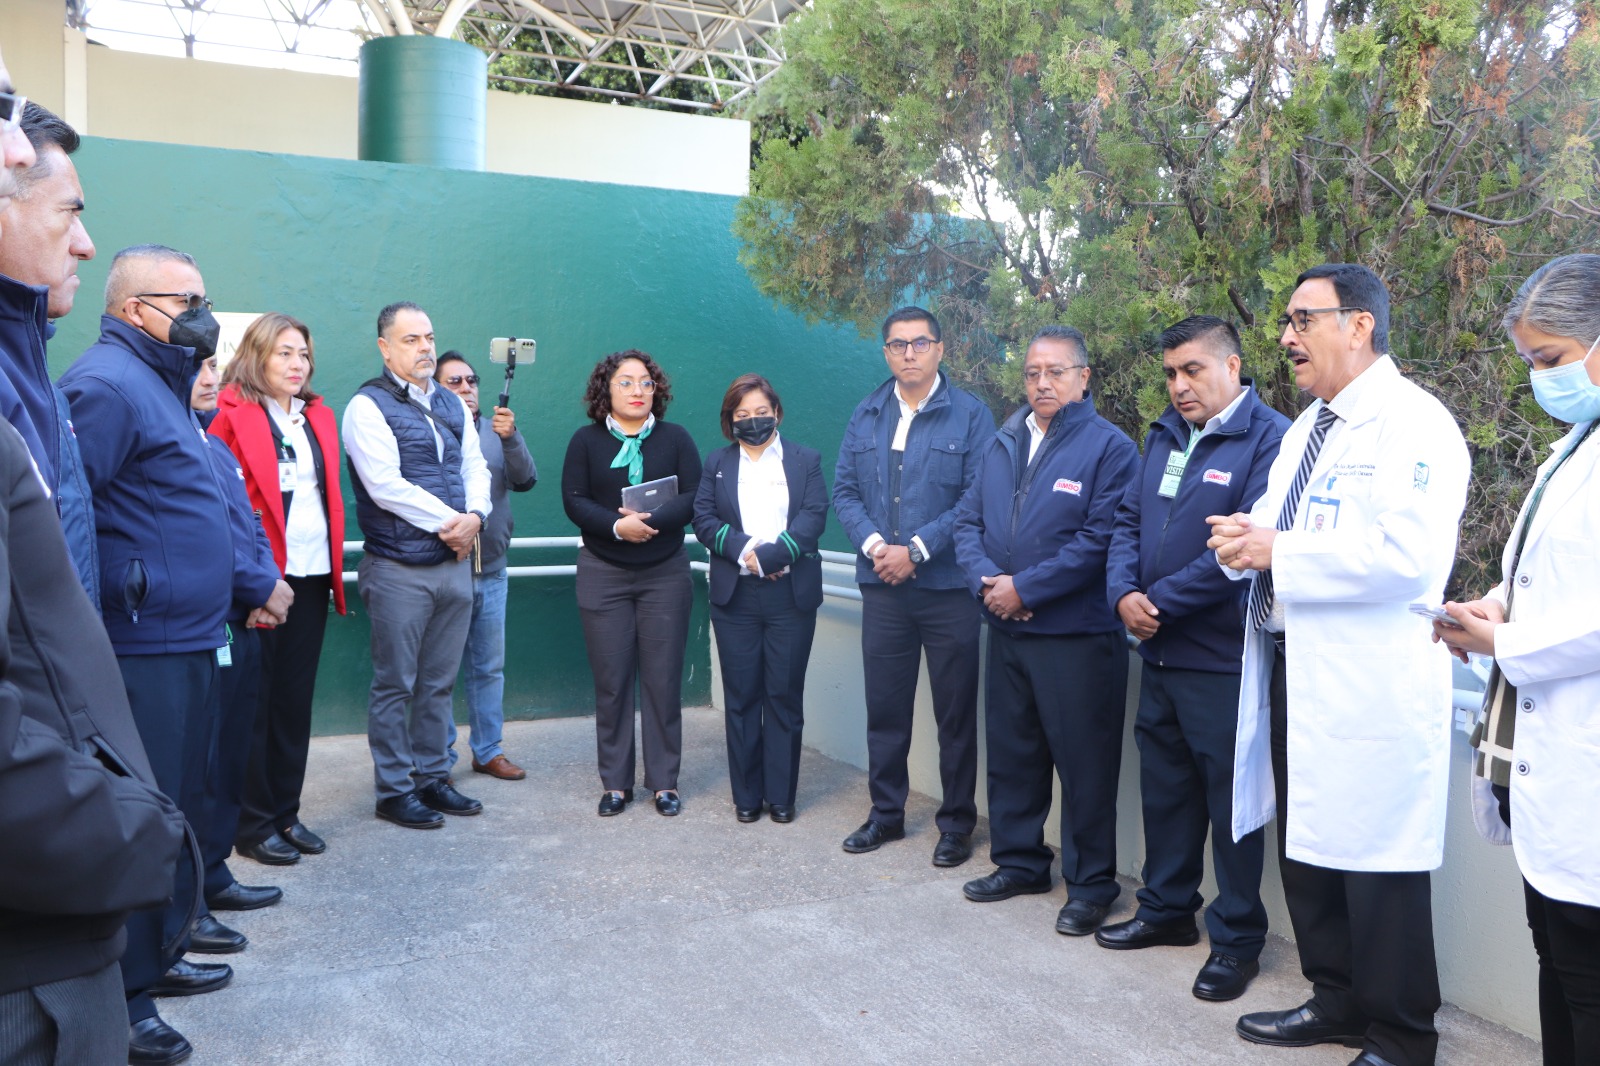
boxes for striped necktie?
[1247,404,1340,631]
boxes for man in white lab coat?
[1207,264,1469,1066]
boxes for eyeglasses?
[1024,365,1088,383]
[444,374,479,387]
[1276,307,1366,333]
[612,377,656,392]
[0,92,26,132]
[884,337,937,356]
[136,292,213,313]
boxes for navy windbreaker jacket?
[1104,386,1289,673]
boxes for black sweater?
[562,420,702,569]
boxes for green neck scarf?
[607,415,654,485]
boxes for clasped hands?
[872,544,916,586]
[439,510,484,560]
[1205,512,1277,572]
[1432,598,1503,662]
[615,507,656,544]
[247,579,295,629]
[980,574,1031,622]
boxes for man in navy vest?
[1101,315,1289,1001]
[343,301,491,829]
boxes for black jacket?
[0,420,184,994]
[693,438,828,612]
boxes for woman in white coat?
[1437,252,1600,1066]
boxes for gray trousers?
[576,547,691,793]
[0,962,124,1066]
[358,553,473,801]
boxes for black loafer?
[736,806,762,822]
[598,789,634,816]
[151,958,232,998]
[376,791,445,829]
[841,819,905,853]
[236,831,300,865]
[1348,1053,1401,1066]
[768,804,794,823]
[205,882,282,911]
[129,1016,193,1065]
[278,821,326,854]
[963,868,1052,902]
[188,914,247,954]
[1095,915,1201,950]
[417,779,483,816]
[1236,1002,1365,1048]
[655,790,681,816]
[1055,898,1111,936]
[931,831,973,867]
[1193,952,1260,1001]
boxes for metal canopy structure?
[70,0,805,111]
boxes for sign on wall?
[213,311,263,373]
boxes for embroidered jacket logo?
[1052,478,1082,495]
[1202,469,1232,486]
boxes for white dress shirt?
[861,374,941,563]
[737,434,789,576]
[341,370,491,532]
[267,397,331,576]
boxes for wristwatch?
[908,542,927,565]
[469,509,487,526]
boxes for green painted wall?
[48,138,885,736]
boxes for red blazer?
[209,384,347,614]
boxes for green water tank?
[358,35,487,170]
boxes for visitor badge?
[1158,449,1189,498]
[1304,495,1340,532]
[217,642,232,667]
[279,460,297,493]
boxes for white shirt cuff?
[911,535,929,562]
[861,533,885,560]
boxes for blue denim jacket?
[832,371,995,590]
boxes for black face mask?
[142,301,222,359]
[731,416,778,446]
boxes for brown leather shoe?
[471,754,526,780]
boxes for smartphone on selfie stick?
[488,337,536,410]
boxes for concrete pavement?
[165,709,1541,1065]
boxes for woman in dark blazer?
[693,374,827,822]
[562,350,701,817]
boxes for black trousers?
[576,548,691,793]
[1270,645,1440,1066]
[1133,661,1267,958]
[202,624,261,899]
[116,649,219,1024]
[859,583,979,835]
[237,574,331,848]
[986,628,1126,900]
[1524,878,1600,1066]
[711,576,818,809]
[0,962,125,1066]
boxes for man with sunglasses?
[61,244,239,1063]
[832,305,995,866]
[1207,265,1469,1066]
[435,350,536,781]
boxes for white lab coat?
[1230,356,1470,871]
[1481,420,1600,906]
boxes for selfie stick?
[498,342,518,410]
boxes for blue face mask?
[1531,333,1600,423]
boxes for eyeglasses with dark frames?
[884,337,937,356]
[135,292,213,313]
[444,374,480,387]
[1276,307,1366,333]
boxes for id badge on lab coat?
[1304,495,1340,532]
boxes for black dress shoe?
[768,804,794,823]
[278,821,326,854]
[205,882,282,911]
[736,805,762,822]
[236,831,300,865]
[1055,898,1112,936]
[1348,1052,1401,1066]
[962,868,1052,902]
[188,914,247,954]
[932,831,973,867]
[1095,915,1201,950]
[417,779,483,816]
[376,791,445,829]
[841,819,905,853]
[1236,1002,1366,1048]
[129,1016,193,1065]
[598,789,634,816]
[151,958,233,998]
[655,790,681,816]
[1193,952,1260,1001]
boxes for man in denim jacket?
[832,306,995,866]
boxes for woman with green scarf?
[562,349,702,817]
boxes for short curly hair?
[582,349,673,424]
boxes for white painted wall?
[712,598,1542,1039]
[2,0,749,196]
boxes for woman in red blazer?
[209,312,347,866]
